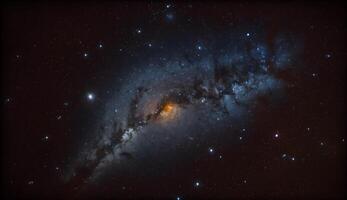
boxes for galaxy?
[2,2,346,199]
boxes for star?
[98,44,103,48]
[83,53,88,57]
[200,98,206,103]
[208,147,214,153]
[195,181,200,187]
[136,28,142,34]
[87,93,95,101]
[165,13,174,21]
[246,32,250,37]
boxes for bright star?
[87,93,95,101]
[208,147,214,153]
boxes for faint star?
[282,153,287,158]
[166,4,171,8]
[28,180,34,185]
[166,13,174,21]
[274,133,279,138]
[98,44,103,48]
[246,32,250,37]
[325,53,332,59]
[136,28,142,34]
[197,45,202,50]
[291,157,295,161]
[148,43,152,47]
[176,197,181,200]
[83,53,88,57]
[320,142,324,146]
[44,136,49,141]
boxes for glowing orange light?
[160,103,176,118]
[163,103,174,113]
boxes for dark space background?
[1,2,346,199]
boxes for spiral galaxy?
[66,26,300,186]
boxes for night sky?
[1,2,346,199]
